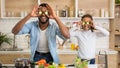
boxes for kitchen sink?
[0,48,23,51]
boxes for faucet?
[25,34,30,48]
[13,34,17,49]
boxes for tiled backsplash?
[0,18,110,49]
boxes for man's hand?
[46,4,57,19]
[30,4,39,17]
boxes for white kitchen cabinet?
[0,0,37,18]
[110,3,120,51]
[109,2,120,68]
[0,0,115,19]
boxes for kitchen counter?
[57,48,118,54]
[1,64,98,68]
[0,48,31,54]
[0,48,118,68]
[0,48,118,54]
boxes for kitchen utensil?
[98,50,108,68]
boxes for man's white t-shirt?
[36,28,50,53]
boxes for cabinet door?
[40,0,75,17]
[96,54,118,68]
[0,54,30,64]
[114,4,120,51]
[59,54,77,64]
[78,0,114,18]
[0,0,115,18]
[1,0,37,18]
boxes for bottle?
[105,11,108,17]
[78,9,85,17]
[55,5,59,16]
[65,5,69,17]
[100,8,105,17]
[61,5,68,17]
[69,6,74,17]
[61,9,66,17]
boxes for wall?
[0,18,110,49]
[0,1,1,16]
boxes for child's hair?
[81,14,93,21]
[81,14,95,32]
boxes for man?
[70,14,109,64]
[12,3,70,63]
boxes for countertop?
[0,48,118,54]
[1,64,98,68]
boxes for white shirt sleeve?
[69,27,79,42]
[69,27,78,37]
[95,26,109,37]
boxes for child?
[69,14,109,64]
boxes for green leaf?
[0,33,12,46]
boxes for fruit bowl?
[32,59,67,68]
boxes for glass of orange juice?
[70,43,75,50]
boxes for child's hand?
[90,21,95,29]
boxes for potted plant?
[116,0,120,4]
[0,33,12,47]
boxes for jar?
[61,9,67,17]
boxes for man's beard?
[38,16,49,24]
